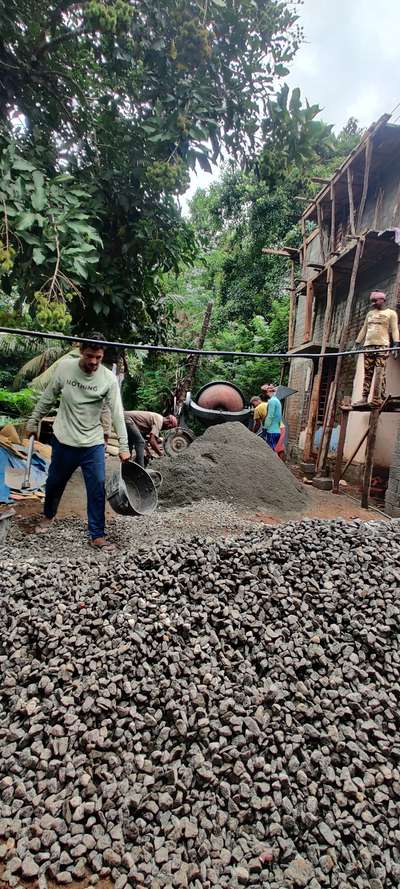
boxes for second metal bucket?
[106,461,158,517]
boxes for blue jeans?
[44,436,106,539]
[265,431,280,450]
[125,418,145,467]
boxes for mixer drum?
[196,381,246,412]
[188,380,251,428]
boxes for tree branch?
[48,219,61,300]
[49,0,89,36]
[34,25,87,60]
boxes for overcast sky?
[182,0,400,211]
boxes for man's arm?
[264,399,276,431]
[25,374,63,435]
[252,404,264,432]
[355,315,368,345]
[100,403,112,441]
[148,433,163,456]
[389,310,400,345]
[104,380,129,456]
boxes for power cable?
[0,326,398,361]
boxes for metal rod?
[0,326,397,361]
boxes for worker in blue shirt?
[261,384,282,450]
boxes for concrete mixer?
[186,380,251,427]
[163,380,297,456]
[163,380,251,455]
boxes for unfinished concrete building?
[283,114,400,514]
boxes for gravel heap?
[0,502,263,564]
[0,518,399,889]
[158,423,307,512]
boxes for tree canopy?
[0,0,302,336]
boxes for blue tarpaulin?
[0,445,49,503]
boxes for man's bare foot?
[35,517,54,534]
[89,537,116,551]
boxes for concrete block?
[384,505,400,518]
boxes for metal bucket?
[106,462,158,517]
[147,469,163,490]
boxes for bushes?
[0,388,36,418]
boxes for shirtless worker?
[353,290,399,407]
[124,410,177,466]
[26,332,130,550]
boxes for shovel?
[5,434,36,491]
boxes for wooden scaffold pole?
[357,137,373,230]
[315,237,364,474]
[302,266,334,462]
[347,166,356,236]
[288,260,296,351]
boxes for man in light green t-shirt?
[26,332,130,550]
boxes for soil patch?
[158,422,308,512]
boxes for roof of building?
[301,114,400,225]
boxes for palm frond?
[0,333,48,356]
[13,347,69,389]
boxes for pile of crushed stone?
[0,502,266,564]
[159,423,307,512]
[0,519,399,889]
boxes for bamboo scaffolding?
[302,266,334,462]
[315,237,364,473]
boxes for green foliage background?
[0,0,363,420]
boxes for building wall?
[289,125,400,475]
[345,356,400,468]
[288,253,400,469]
[286,358,313,455]
[292,291,306,349]
[385,422,400,516]
[303,230,324,281]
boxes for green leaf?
[32,171,45,189]
[12,156,36,172]
[15,211,36,231]
[31,187,46,212]
[197,154,213,173]
[93,300,102,314]
[54,174,74,183]
[275,64,289,77]
[211,0,226,6]
[18,232,42,246]
[66,221,95,236]
[73,259,88,279]
[32,247,46,265]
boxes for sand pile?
[159,422,307,513]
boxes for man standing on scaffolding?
[352,291,399,407]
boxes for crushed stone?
[0,518,399,888]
